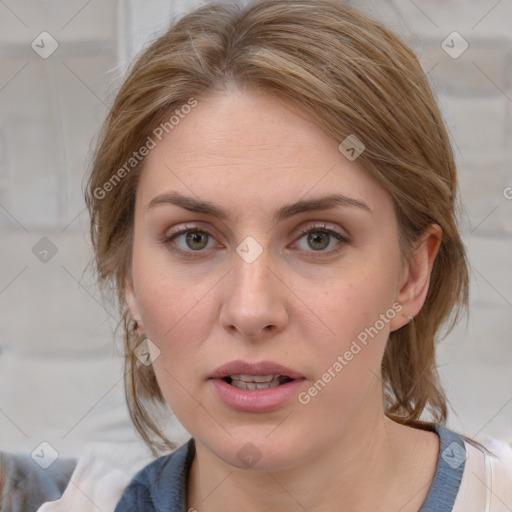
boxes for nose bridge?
[231,240,274,307]
[220,237,287,338]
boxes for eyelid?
[162,222,214,239]
[294,222,350,242]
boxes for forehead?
[137,88,391,219]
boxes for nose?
[219,244,289,341]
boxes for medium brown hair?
[85,0,469,455]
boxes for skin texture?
[126,87,442,512]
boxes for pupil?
[309,232,328,250]
[186,231,208,250]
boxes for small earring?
[401,312,414,323]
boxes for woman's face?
[127,87,413,470]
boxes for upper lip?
[209,360,304,380]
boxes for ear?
[390,224,442,332]
[125,278,144,333]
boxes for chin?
[201,429,308,473]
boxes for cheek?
[315,262,399,342]
[135,271,213,350]
[132,231,205,332]
[300,265,399,400]
[131,248,220,379]
[133,267,215,418]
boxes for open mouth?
[223,375,294,390]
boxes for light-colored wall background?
[0,0,510,460]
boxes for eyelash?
[158,223,349,260]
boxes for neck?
[187,398,438,512]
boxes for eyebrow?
[145,191,371,222]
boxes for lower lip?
[209,378,305,413]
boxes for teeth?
[230,374,278,383]
[224,374,294,390]
[230,375,282,390]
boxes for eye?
[293,224,349,256]
[159,224,220,258]
[159,222,349,259]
